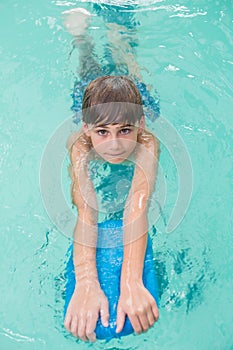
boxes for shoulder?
[137,129,160,156]
[67,130,92,163]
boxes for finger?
[129,314,142,334]
[116,306,126,333]
[138,312,150,332]
[147,306,156,327]
[100,299,109,327]
[86,312,98,342]
[70,315,79,337]
[152,303,159,322]
[64,313,72,332]
[77,316,88,341]
[86,330,96,343]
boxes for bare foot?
[62,8,92,37]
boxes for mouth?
[106,152,125,157]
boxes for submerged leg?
[106,22,142,80]
[74,34,103,81]
[62,8,103,81]
[92,4,142,80]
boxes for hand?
[64,280,109,342]
[116,280,159,334]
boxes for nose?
[108,136,122,151]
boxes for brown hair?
[82,76,143,125]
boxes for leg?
[106,22,142,80]
[62,8,103,81]
[92,4,142,80]
[74,34,103,81]
[103,19,160,121]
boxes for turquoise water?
[0,1,232,349]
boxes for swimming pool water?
[0,1,232,349]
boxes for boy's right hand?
[64,280,109,342]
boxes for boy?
[63,8,160,342]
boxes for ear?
[138,115,145,133]
[82,122,91,137]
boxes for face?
[83,117,145,164]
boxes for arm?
[116,130,160,334]
[64,133,109,342]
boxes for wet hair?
[82,76,144,125]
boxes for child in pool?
[63,8,160,342]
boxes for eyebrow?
[94,124,134,129]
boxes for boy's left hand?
[116,280,159,334]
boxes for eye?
[97,129,108,136]
[119,128,132,135]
